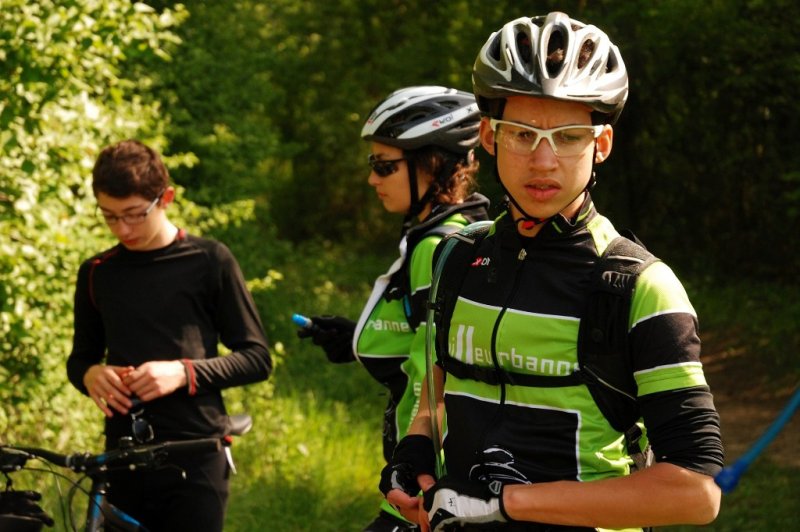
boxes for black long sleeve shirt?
[67,231,272,445]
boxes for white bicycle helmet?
[472,12,628,124]
[361,86,480,154]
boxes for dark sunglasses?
[130,398,154,444]
[368,154,405,177]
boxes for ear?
[160,186,176,207]
[479,117,496,156]
[594,125,613,164]
[416,169,435,196]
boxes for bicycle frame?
[2,413,252,532]
[84,474,145,532]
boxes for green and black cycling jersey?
[353,193,490,461]
[437,197,723,531]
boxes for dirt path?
[700,329,799,469]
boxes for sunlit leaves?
[0,0,184,445]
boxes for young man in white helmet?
[380,13,724,532]
[297,86,490,531]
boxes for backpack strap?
[577,233,659,432]
[578,232,659,473]
[430,222,493,365]
[386,224,463,330]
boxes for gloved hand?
[296,315,356,363]
[423,477,509,531]
[0,489,55,527]
[379,434,437,497]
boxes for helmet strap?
[402,158,423,235]
[402,151,463,235]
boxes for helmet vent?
[545,29,566,76]
[516,31,532,66]
[578,39,596,69]
[488,36,503,62]
[384,109,430,135]
[606,51,618,73]
[438,99,461,110]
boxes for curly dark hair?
[405,146,480,205]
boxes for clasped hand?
[83,360,187,417]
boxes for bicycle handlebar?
[2,437,221,475]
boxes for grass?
[225,391,386,531]
[222,234,392,531]
[685,275,800,382]
[661,461,800,531]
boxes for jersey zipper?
[489,246,529,395]
[479,245,528,461]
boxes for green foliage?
[157,0,548,245]
[585,0,800,279]
[0,0,186,448]
[153,0,800,277]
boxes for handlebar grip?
[160,438,222,454]
[1,447,31,471]
[5,446,70,468]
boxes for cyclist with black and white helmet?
[297,85,489,532]
[381,13,724,531]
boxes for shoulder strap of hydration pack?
[429,222,493,368]
[577,231,659,473]
[386,224,464,330]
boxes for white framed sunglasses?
[489,119,603,157]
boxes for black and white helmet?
[472,12,628,124]
[361,86,480,154]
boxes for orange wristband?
[181,358,197,396]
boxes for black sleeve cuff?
[641,386,725,476]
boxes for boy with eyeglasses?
[67,139,272,531]
[381,13,724,531]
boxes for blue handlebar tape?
[292,313,313,328]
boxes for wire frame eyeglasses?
[368,154,406,177]
[98,190,164,226]
[489,119,603,157]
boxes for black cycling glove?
[0,489,55,527]
[296,315,356,363]
[379,434,437,497]
[423,477,509,531]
